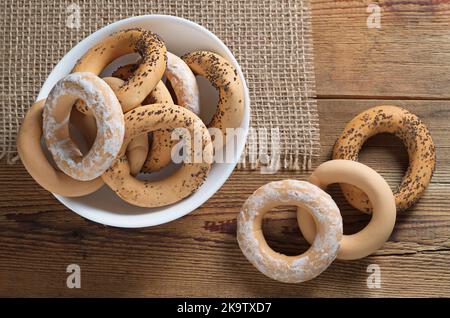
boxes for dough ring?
[17,100,103,197]
[333,105,436,212]
[297,160,396,260]
[112,64,176,172]
[73,28,166,112]
[102,76,149,175]
[182,51,244,145]
[102,104,213,207]
[237,180,342,283]
[112,51,200,173]
[43,72,125,181]
[113,51,200,114]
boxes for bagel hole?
[99,53,141,78]
[40,136,59,169]
[136,160,183,182]
[262,205,310,256]
[135,133,184,182]
[68,107,96,156]
[357,133,409,194]
[164,78,178,105]
[326,133,409,234]
[196,75,219,124]
[325,184,371,235]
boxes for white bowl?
[37,15,250,228]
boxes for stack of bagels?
[17,28,245,208]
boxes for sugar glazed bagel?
[297,160,396,260]
[102,104,213,207]
[43,72,125,181]
[73,28,166,112]
[237,180,342,283]
[333,105,436,212]
[182,51,244,144]
[17,100,103,197]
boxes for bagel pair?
[238,105,435,283]
[237,160,397,283]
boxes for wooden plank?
[312,0,450,98]
[0,99,449,297]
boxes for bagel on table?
[297,160,396,260]
[237,180,342,283]
[333,105,436,212]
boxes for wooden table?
[1,0,449,297]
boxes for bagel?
[165,52,200,115]
[102,104,213,207]
[111,64,176,173]
[43,72,125,181]
[72,28,166,112]
[112,52,199,114]
[17,100,103,197]
[297,160,396,260]
[102,76,149,175]
[141,81,176,173]
[333,105,436,212]
[182,51,244,145]
[111,51,200,173]
[237,180,342,283]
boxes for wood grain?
[1,100,449,297]
[1,0,450,297]
[313,0,450,99]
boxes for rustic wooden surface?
[1,0,450,297]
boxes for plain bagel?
[17,100,104,197]
[297,160,396,260]
[111,52,200,173]
[102,76,149,175]
[111,64,177,173]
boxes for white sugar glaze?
[237,180,342,283]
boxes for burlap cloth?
[0,0,320,170]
